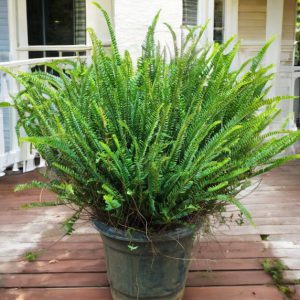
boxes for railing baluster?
[10,72,21,172]
[0,72,8,176]
[0,107,5,176]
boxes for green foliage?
[62,211,81,235]
[0,102,12,108]
[21,201,64,209]
[25,251,39,262]
[262,259,293,299]
[1,4,300,233]
[260,234,269,241]
[128,244,139,251]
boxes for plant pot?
[93,220,197,300]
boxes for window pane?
[27,0,44,45]
[214,0,224,43]
[183,0,198,26]
[74,0,86,45]
[45,0,74,45]
[27,0,86,46]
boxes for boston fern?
[2,4,300,233]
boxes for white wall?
[113,0,183,62]
[86,0,113,45]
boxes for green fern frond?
[2,7,299,233]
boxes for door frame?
[8,0,28,60]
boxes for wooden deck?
[1,160,300,299]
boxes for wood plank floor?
[1,160,300,299]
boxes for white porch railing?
[17,45,93,58]
[0,56,85,176]
[0,44,102,176]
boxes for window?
[213,0,225,43]
[26,0,86,47]
[183,0,198,26]
[182,0,225,43]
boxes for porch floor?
[1,160,300,299]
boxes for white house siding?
[237,0,268,76]
[238,0,267,42]
[262,0,298,134]
[113,0,183,62]
[281,0,296,66]
[0,0,9,62]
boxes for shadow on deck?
[0,159,300,299]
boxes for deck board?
[0,286,285,300]
[1,160,300,299]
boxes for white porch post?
[7,0,17,61]
[266,0,284,96]
[8,0,28,61]
[16,0,28,59]
[224,0,239,41]
[197,0,215,43]
[224,0,239,69]
[266,0,297,133]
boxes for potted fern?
[1,4,300,300]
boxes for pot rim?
[92,219,200,243]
